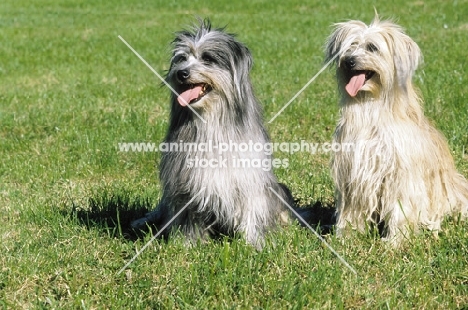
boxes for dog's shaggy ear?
[325,21,366,65]
[230,41,255,103]
[232,42,253,86]
[388,24,422,88]
[325,23,347,64]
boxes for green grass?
[1,0,468,308]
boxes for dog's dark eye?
[201,53,216,64]
[173,54,187,64]
[366,43,378,52]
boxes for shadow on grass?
[66,189,158,241]
[294,200,336,235]
[65,185,337,241]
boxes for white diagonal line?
[118,35,207,124]
[268,36,356,124]
[268,56,337,123]
[117,187,206,275]
[268,187,357,275]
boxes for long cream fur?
[325,16,468,243]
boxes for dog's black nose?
[177,69,190,81]
[344,57,356,70]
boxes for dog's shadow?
[67,191,156,241]
[293,200,336,235]
[67,189,337,241]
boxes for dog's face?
[166,20,253,110]
[325,17,421,99]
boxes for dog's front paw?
[130,210,161,231]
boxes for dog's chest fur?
[161,117,275,216]
[333,100,430,188]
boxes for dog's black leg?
[130,205,168,233]
[278,183,295,206]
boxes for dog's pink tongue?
[345,73,366,97]
[177,85,203,106]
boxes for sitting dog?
[131,19,293,249]
[325,16,468,243]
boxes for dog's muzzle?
[177,69,190,83]
[341,56,375,97]
[174,68,212,106]
[344,56,357,70]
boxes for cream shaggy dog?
[325,16,468,243]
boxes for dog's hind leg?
[451,174,468,218]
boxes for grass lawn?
[1,0,468,308]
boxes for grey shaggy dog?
[131,20,294,249]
